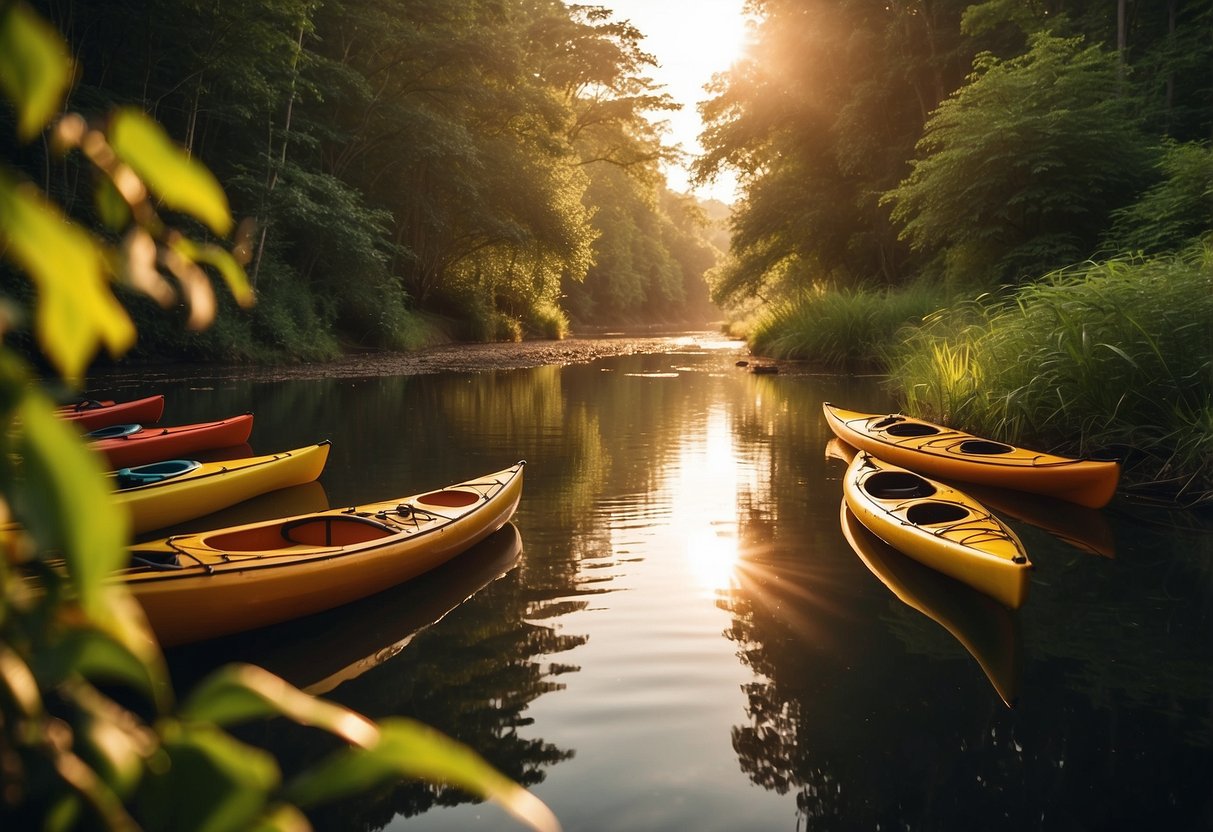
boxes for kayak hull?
[840,500,1022,707]
[59,395,165,431]
[123,462,525,646]
[843,451,1031,609]
[823,403,1119,509]
[117,442,331,535]
[89,414,255,469]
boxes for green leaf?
[181,664,377,745]
[0,172,136,380]
[33,627,158,699]
[0,3,73,141]
[94,175,132,231]
[185,666,560,830]
[14,391,128,614]
[171,235,255,308]
[140,723,279,832]
[285,718,561,832]
[74,700,150,798]
[193,243,255,308]
[108,108,233,236]
[246,804,311,832]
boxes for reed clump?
[885,248,1213,505]
[747,284,952,369]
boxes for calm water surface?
[94,335,1213,831]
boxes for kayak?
[58,394,165,431]
[839,500,1021,707]
[154,481,329,538]
[843,450,1031,609]
[823,403,1120,509]
[163,523,523,695]
[116,442,331,535]
[826,437,1115,558]
[87,413,254,469]
[122,461,525,646]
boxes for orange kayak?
[823,403,1120,509]
[124,462,525,646]
[58,394,165,431]
[87,414,254,469]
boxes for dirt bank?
[91,332,751,386]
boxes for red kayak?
[87,414,255,469]
[58,395,166,431]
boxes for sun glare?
[672,406,742,594]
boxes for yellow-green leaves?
[167,234,255,331]
[12,392,128,610]
[184,665,562,832]
[286,718,562,832]
[0,3,73,141]
[0,173,136,381]
[180,664,378,747]
[109,108,233,237]
[142,722,281,832]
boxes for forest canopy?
[1,0,724,362]
[695,0,1213,304]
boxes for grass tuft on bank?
[745,284,953,368]
[884,248,1213,505]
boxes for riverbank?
[85,332,750,386]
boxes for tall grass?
[886,247,1213,504]
[747,283,953,368]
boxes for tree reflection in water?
[721,381,1213,829]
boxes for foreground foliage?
[0,5,557,829]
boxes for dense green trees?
[884,34,1154,287]
[697,0,1212,497]
[698,0,1213,304]
[2,0,721,361]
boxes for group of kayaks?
[45,394,524,646]
[824,402,1121,612]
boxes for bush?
[526,302,569,340]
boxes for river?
[91,333,1213,831]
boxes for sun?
[603,0,751,200]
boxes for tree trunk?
[1117,0,1127,81]
[251,22,306,287]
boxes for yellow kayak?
[123,462,524,646]
[843,451,1031,609]
[823,403,1120,509]
[839,500,1021,707]
[826,437,1115,559]
[116,443,331,535]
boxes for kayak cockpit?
[202,514,399,551]
[863,470,937,500]
[957,439,1014,455]
[87,423,143,439]
[114,459,201,489]
[873,416,940,438]
[416,489,479,507]
[904,501,970,525]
